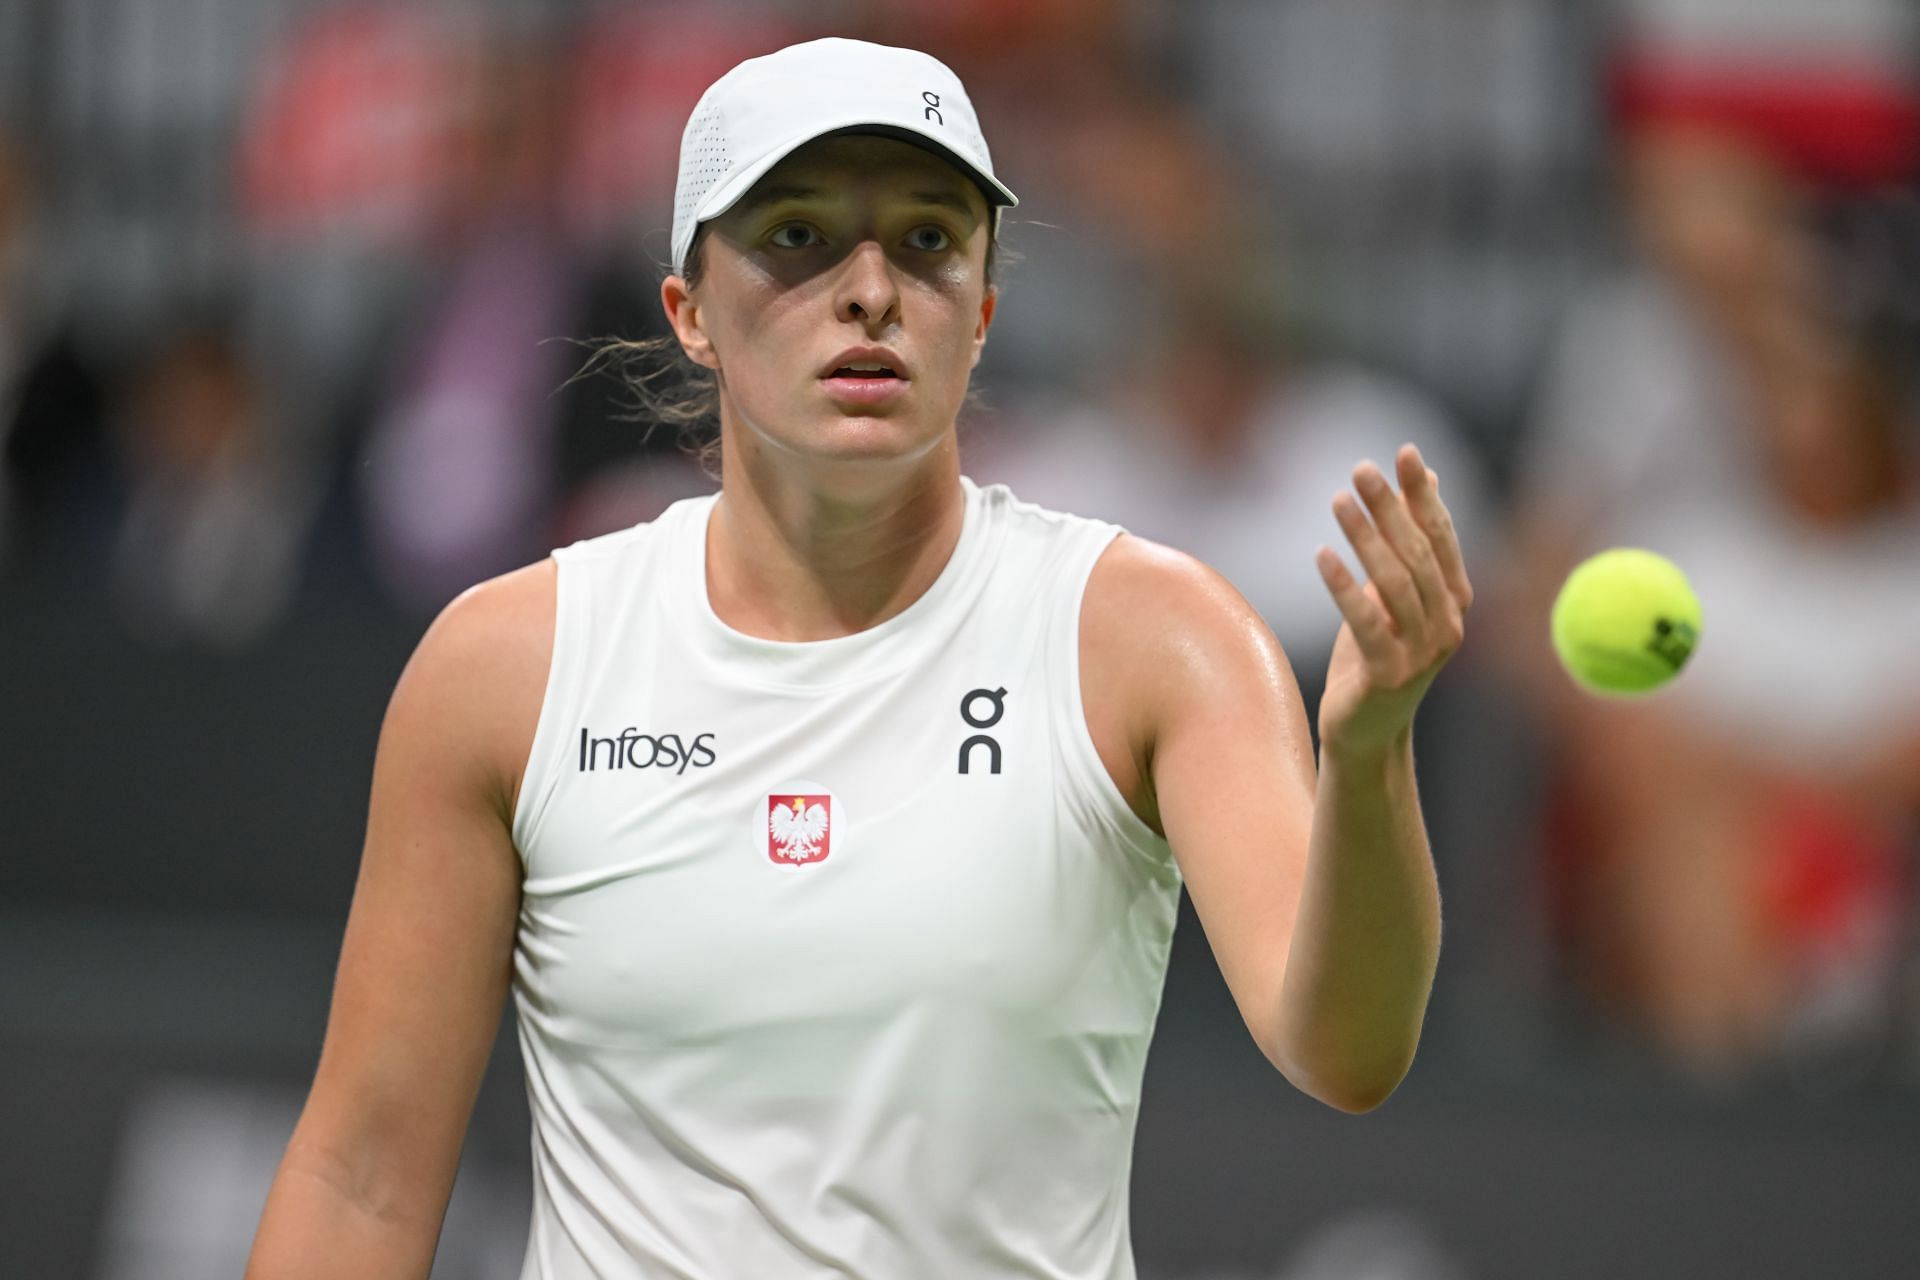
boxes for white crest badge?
[761,782,842,868]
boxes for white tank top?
[509,477,1182,1279]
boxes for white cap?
[670,37,1018,274]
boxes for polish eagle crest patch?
[767,791,834,866]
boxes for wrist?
[1318,723,1413,773]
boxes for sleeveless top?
[509,477,1183,1279]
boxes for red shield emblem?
[767,793,832,865]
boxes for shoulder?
[1080,534,1301,827]
[389,558,557,819]
[415,558,557,686]
[1083,534,1292,705]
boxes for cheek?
[920,279,987,365]
[714,292,807,386]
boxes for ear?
[968,284,998,370]
[661,274,720,371]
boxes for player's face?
[665,135,997,472]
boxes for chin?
[723,392,955,480]
[806,422,948,477]
[782,405,948,464]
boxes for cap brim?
[686,116,1017,259]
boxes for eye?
[906,225,953,252]
[768,222,823,249]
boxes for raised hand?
[1313,443,1474,760]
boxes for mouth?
[821,360,902,379]
[819,346,910,380]
[822,364,903,380]
[817,347,911,408]
[819,368,911,407]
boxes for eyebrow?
[743,184,826,209]
[743,184,981,220]
[905,189,982,219]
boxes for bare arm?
[1085,445,1468,1115]
[246,561,554,1278]
[1272,446,1469,1110]
[1271,732,1440,1112]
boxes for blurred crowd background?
[3,0,1919,1276]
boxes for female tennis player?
[247,37,1468,1280]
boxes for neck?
[704,431,968,642]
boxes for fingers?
[1315,545,1396,664]
[1331,487,1426,646]
[1396,445,1473,613]
[1324,445,1475,671]
[1356,455,1451,624]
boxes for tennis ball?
[1550,548,1702,696]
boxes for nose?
[834,240,901,329]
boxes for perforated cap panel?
[674,97,731,261]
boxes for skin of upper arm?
[282,558,554,1225]
[1081,535,1317,1065]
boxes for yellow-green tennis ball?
[1551,548,1702,696]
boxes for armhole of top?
[1051,527,1178,877]
[510,548,589,869]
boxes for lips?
[819,373,911,407]
[819,347,910,381]
[817,346,911,408]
